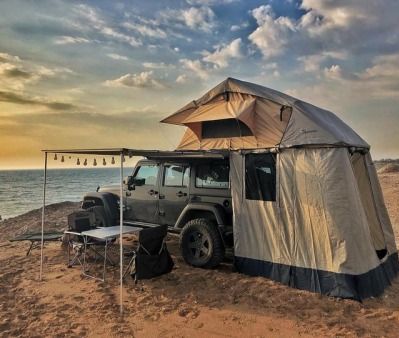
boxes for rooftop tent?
[162,78,399,300]
[161,77,369,150]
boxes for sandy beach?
[0,171,399,338]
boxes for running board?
[123,220,181,234]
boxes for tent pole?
[39,151,48,281]
[119,152,124,315]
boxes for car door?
[158,163,190,226]
[125,162,160,224]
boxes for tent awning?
[41,148,229,159]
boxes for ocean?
[0,168,133,220]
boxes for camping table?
[81,225,142,282]
[10,231,64,256]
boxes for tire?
[180,218,225,268]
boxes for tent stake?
[39,151,48,281]
[119,152,124,315]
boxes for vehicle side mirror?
[131,177,145,187]
[124,176,134,190]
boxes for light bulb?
[54,154,58,161]
[77,158,80,165]
[111,157,115,164]
[93,158,97,166]
[83,159,87,166]
[61,156,64,163]
[103,158,106,166]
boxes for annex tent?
[161,77,399,300]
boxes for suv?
[82,156,233,268]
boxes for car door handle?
[159,194,165,199]
[176,191,187,197]
[148,189,158,196]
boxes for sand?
[1,173,399,337]
[378,163,399,174]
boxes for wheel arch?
[174,203,227,229]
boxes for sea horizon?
[0,167,134,220]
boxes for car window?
[164,165,190,187]
[195,161,229,189]
[134,164,159,186]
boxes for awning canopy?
[42,148,228,159]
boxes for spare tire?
[88,205,109,227]
[180,218,225,268]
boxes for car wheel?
[180,218,225,268]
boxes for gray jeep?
[82,154,233,268]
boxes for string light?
[83,159,87,166]
[54,154,58,161]
[103,158,106,166]
[61,156,65,163]
[93,158,97,166]
[77,158,80,165]
[111,157,115,165]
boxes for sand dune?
[1,173,399,337]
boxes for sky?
[0,0,399,169]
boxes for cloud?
[186,0,236,5]
[298,51,348,73]
[261,62,280,78]
[176,74,188,84]
[249,1,399,60]
[0,52,21,63]
[122,22,167,39]
[142,62,173,69]
[230,22,249,32]
[323,64,343,80]
[54,36,90,45]
[107,53,129,61]
[160,6,216,32]
[179,59,209,80]
[248,5,296,59]
[0,90,78,110]
[182,6,215,32]
[103,71,165,89]
[0,53,73,91]
[0,64,31,79]
[73,4,142,47]
[202,38,243,68]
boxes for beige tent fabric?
[364,153,397,254]
[231,148,382,275]
[175,93,288,150]
[350,153,386,251]
[280,101,368,148]
[177,127,260,150]
[162,77,369,150]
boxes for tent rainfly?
[161,77,399,300]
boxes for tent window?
[245,153,276,201]
[201,119,253,139]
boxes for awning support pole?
[119,152,124,315]
[39,151,48,281]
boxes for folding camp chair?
[123,224,174,283]
[66,210,114,269]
